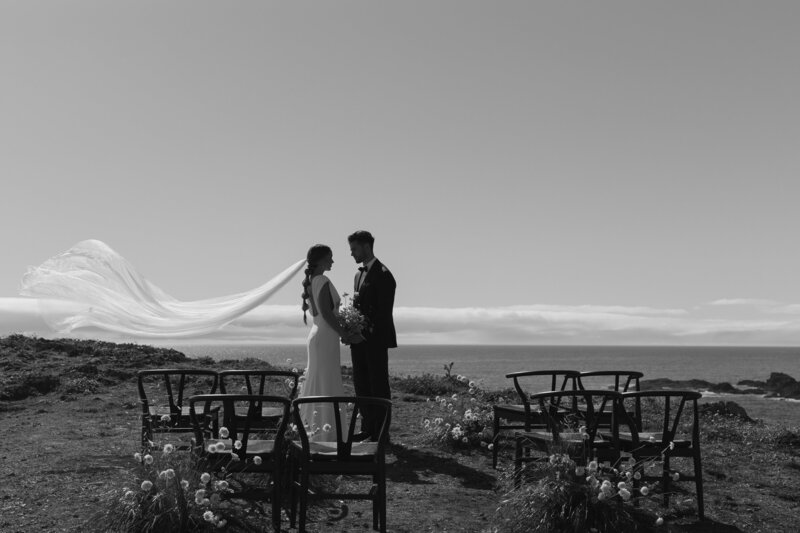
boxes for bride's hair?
[301,244,333,324]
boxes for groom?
[348,230,396,441]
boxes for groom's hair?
[348,230,374,246]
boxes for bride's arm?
[317,281,347,337]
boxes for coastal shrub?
[393,372,466,397]
[393,362,469,396]
[776,430,800,449]
[0,374,60,400]
[702,413,800,448]
[62,377,102,394]
[216,358,278,371]
[698,401,754,422]
[493,452,678,533]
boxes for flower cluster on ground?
[102,426,273,532]
[493,451,676,533]
[419,370,495,449]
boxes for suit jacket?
[353,259,397,348]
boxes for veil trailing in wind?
[19,239,305,338]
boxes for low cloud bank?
[3,298,800,346]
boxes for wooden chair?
[513,389,622,480]
[618,391,705,520]
[189,394,291,533]
[491,370,580,468]
[137,369,219,447]
[289,396,392,533]
[578,370,643,430]
[218,370,300,430]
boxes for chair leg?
[141,417,152,447]
[299,470,310,533]
[372,479,379,530]
[289,457,297,528]
[662,455,671,508]
[631,460,642,509]
[694,450,705,520]
[379,473,387,533]
[492,413,500,468]
[271,470,281,533]
[514,437,523,488]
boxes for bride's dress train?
[299,275,347,441]
[19,239,304,337]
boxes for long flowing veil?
[19,239,304,338]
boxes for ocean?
[172,344,800,392]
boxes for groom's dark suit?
[351,259,396,439]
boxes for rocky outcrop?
[641,372,800,400]
[764,372,800,399]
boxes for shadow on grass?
[677,520,744,532]
[386,443,496,489]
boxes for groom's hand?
[347,333,366,345]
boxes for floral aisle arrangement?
[493,449,691,533]
[99,427,272,532]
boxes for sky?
[2,1,800,345]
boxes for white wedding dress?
[299,275,347,441]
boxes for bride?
[298,244,359,441]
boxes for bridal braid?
[301,244,333,324]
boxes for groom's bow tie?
[358,266,368,273]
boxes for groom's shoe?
[351,431,372,442]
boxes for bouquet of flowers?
[338,293,369,339]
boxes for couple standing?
[299,230,396,441]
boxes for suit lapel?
[362,260,381,290]
[356,260,381,299]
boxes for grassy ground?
[1,335,799,532]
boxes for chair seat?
[619,431,660,441]
[289,440,379,457]
[618,432,695,452]
[495,404,526,414]
[149,404,218,418]
[260,406,284,418]
[619,431,691,443]
[517,430,587,443]
[205,438,276,455]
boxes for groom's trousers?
[350,341,391,440]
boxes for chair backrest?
[292,396,392,460]
[505,370,580,406]
[528,389,622,445]
[579,371,643,428]
[578,371,643,392]
[218,369,300,399]
[618,390,701,448]
[137,369,219,415]
[189,394,291,457]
